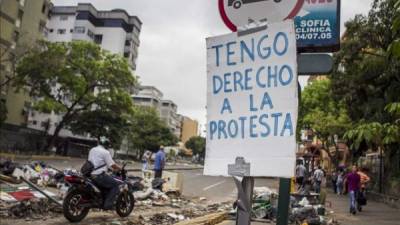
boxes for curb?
[174,212,227,225]
[126,167,204,172]
[0,153,70,161]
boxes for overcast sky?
[53,0,374,131]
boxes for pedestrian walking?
[313,166,324,193]
[142,150,151,171]
[336,170,344,195]
[154,145,166,178]
[331,171,338,194]
[357,168,371,211]
[345,165,361,215]
[295,162,306,190]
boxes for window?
[74,26,85,33]
[42,3,46,14]
[57,29,66,34]
[15,10,23,27]
[38,21,46,33]
[49,28,54,33]
[41,121,48,128]
[87,29,94,39]
[32,120,37,125]
[70,29,73,33]
[94,34,103,44]
[12,31,19,42]
[125,40,130,46]
[60,15,68,21]
[123,52,130,58]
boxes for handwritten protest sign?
[204,20,298,178]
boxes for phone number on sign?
[296,32,332,40]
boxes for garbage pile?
[0,158,64,220]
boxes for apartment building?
[0,0,51,126]
[46,3,141,69]
[180,116,199,144]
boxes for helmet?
[99,136,111,148]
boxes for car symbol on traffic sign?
[228,0,282,9]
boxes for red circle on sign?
[218,0,305,32]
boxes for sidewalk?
[218,190,400,225]
[325,191,400,225]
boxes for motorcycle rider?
[88,138,121,210]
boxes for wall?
[181,117,198,144]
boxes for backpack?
[80,160,106,177]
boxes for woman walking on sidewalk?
[345,165,361,215]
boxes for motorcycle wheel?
[115,191,135,217]
[63,189,90,222]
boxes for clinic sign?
[204,21,298,178]
[219,0,341,52]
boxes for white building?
[27,3,142,140]
[132,86,163,113]
[46,3,141,69]
[161,100,182,138]
[131,86,182,138]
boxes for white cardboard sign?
[204,21,298,178]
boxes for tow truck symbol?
[228,0,282,9]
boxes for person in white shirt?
[295,162,306,189]
[88,140,121,210]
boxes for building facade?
[1,0,51,126]
[160,100,181,138]
[46,3,141,69]
[132,85,163,113]
[180,116,198,144]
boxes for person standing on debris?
[295,161,306,190]
[154,145,166,178]
[312,166,324,193]
[345,165,361,215]
[88,139,121,210]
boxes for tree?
[185,136,206,157]
[330,0,400,190]
[14,41,136,151]
[127,106,178,158]
[388,0,400,57]
[298,79,352,168]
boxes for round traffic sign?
[218,0,304,32]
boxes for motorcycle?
[62,162,139,222]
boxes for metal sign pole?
[276,178,291,225]
[235,177,254,225]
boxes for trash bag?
[357,191,367,206]
[152,178,165,190]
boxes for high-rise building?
[132,86,163,113]
[160,100,181,138]
[0,0,51,126]
[47,3,141,70]
[180,116,199,144]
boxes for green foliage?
[388,0,400,57]
[185,136,206,157]
[298,79,351,147]
[14,40,136,150]
[127,106,178,153]
[330,0,400,181]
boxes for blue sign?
[294,0,340,52]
